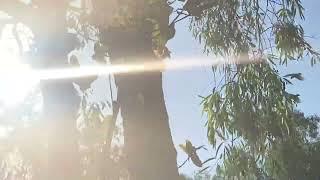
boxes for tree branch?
[178,157,190,168]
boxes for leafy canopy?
[186,0,320,178]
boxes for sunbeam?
[0,54,261,81]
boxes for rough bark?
[103,27,180,180]
[117,72,180,180]
[27,2,81,179]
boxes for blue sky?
[166,0,320,175]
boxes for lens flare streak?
[0,56,260,81]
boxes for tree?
[192,0,320,179]
[211,112,320,180]
[0,0,319,179]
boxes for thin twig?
[175,14,190,24]
[178,157,190,168]
[202,157,215,165]
[108,74,113,102]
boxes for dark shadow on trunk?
[103,27,180,180]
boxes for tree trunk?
[29,4,81,180]
[1,1,81,179]
[104,27,180,180]
[117,72,180,180]
[40,79,81,180]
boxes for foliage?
[0,90,121,180]
[202,63,300,146]
[0,91,42,180]
[189,0,319,62]
[186,0,320,179]
[180,172,212,180]
[69,0,176,60]
[214,112,320,180]
[77,94,125,180]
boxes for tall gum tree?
[88,0,181,179]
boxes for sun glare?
[0,22,261,108]
[0,28,38,107]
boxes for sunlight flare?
[0,32,38,107]
[0,41,260,107]
[0,54,260,81]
